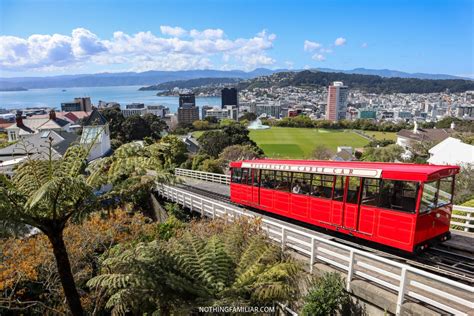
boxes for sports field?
[360,130,397,141]
[249,127,369,158]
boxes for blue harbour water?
[0,85,221,112]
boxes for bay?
[0,85,221,112]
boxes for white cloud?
[160,25,187,37]
[189,28,224,40]
[319,48,333,53]
[312,54,325,61]
[304,40,322,52]
[0,27,277,72]
[361,42,368,48]
[71,28,107,56]
[334,37,347,46]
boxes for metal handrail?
[175,168,230,185]
[175,168,474,233]
[156,183,474,316]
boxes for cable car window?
[274,171,291,192]
[438,176,454,206]
[379,180,418,213]
[241,168,250,186]
[311,174,334,199]
[346,177,361,204]
[420,180,438,213]
[261,170,276,189]
[251,169,260,186]
[292,172,311,195]
[421,176,454,212]
[231,168,242,184]
[361,178,381,206]
[333,176,345,201]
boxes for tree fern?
[89,220,304,314]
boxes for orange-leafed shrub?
[0,210,156,313]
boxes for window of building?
[261,170,276,189]
[274,171,291,192]
[361,178,381,207]
[231,168,242,184]
[9,131,16,141]
[310,174,334,199]
[291,172,312,195]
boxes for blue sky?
[0,0,472,77]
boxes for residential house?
[0,109,111,175]
[80,110,112,161]
[0,130,79,176]
[396,122,454,159]
[5,110,72,142]
[427,137,474,166]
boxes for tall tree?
[100,107,125,140]
[0,141,173,315]
[143,113,168,140]
[0,144,94,315]
[361,144,404,162]
[121,115,151,141]
[311,144,334,160]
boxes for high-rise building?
[256,102,281,118]
[221,88,238,109]
[177,93,199,126]
[61,97,92,112]
[179,93,196,107]
[201,105,214,119]
[326,82,348,121]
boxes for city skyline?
[0,0,472,78]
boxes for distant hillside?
[0,69,275,90]
[0,87,28,92]
[238,70,474,93]
[139,77,242,91]
[314,67,470,80]
[0,67,469,90]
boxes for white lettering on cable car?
[241,162,382,178]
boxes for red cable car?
[229,159,460,253]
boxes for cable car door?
[342,177,361,230]
[251,169,260,205]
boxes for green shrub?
[155,215,183,240]
[302,272,350,316]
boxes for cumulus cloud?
[304,40,321,52]
[160,25,187,37]
[334,37,347,46]
[189,28,224,40]
[71,28,107,56]
[312,54,326,61]
[0,27,277,72]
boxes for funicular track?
[175,183,474,285]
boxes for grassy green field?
[249,127,369,158]
[192,130,205,138]
[360,130,397,141]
